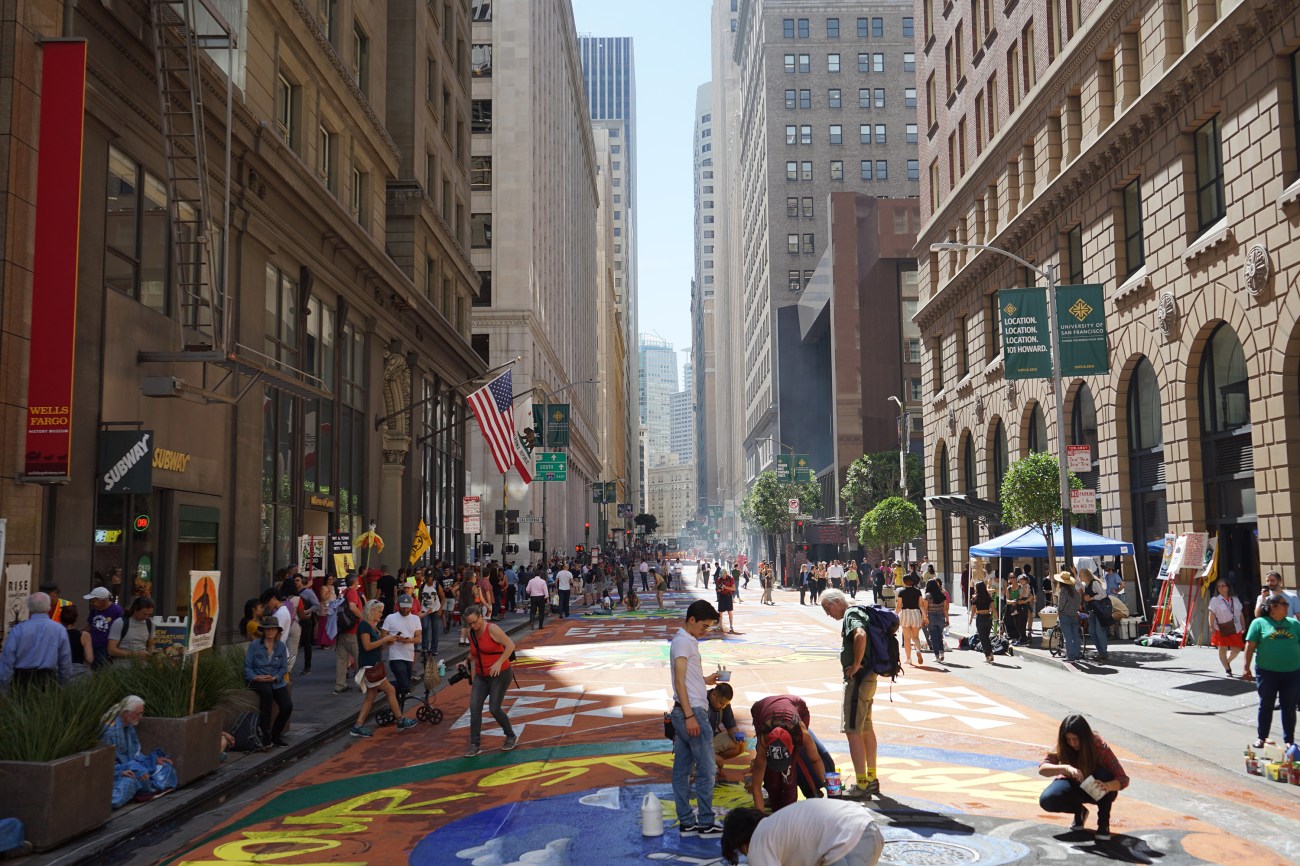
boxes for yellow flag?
[409,519,433,564]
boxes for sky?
[571,0,713,381]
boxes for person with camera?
[462,604,518,757]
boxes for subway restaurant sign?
[999,285,1109,380]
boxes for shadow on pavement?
[1054,831,1169,864]
[871,794,977,836]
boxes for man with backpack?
[820,588,899,800]
[332,574,365,694]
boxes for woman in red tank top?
[463,604,518,757]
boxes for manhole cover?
[881,840,981,865]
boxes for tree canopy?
[858,496,925,560]
[633,513,659,535]
[740,470,823,535]
[840,451,924,524]
[998,451,1085,572]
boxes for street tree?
[840,451,924,524]
[998,451,1085,573]
[858,496,926,563]
[741,470,822,579]
[633,513,659,535]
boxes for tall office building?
[581,37,640,512]
[639,334,679,458]
[692,83,720,517]
[670,389,695,463]
[732,0,920,505]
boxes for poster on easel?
[187,571,221,654]
[4,562,31,635]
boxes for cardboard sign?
[298,535,326,576]
[4,563,31,633]
[187,571,220,654]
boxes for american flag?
[467,370,532,482]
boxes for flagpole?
[374,356,521,430]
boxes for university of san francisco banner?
[1056,284,1110,376]
[24,40,88,479]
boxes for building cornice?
[915,0,1296,332]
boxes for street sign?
[787,498,799,514]
[462,496,482,534]
[1069,488,1096,513]
[535,452,568,481]
[999,287,1052,380]
[519,516,543,524]
[1066,445,1091,473]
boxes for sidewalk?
[33,607,535,866]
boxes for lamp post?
[929,242,1074,571]
[755,435,801,586]
[887,395,907,498]
[539,379,597,565]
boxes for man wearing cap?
[381,595,422,701]
[85,586,125,669]
[748,694,831,812]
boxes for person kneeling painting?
[101,695,178,807]
[1038,713,1129,840]
[748,694,835,811]
[722,798,885,866]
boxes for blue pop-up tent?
[969,525,1134,557]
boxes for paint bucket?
[641,792,664,837]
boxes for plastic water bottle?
[641,792,664,836]
[437,659,446,677]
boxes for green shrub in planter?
[105,646,249,718]
[0,675,121,762]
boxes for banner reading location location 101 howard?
[999,288,1051,380]
[1056,284,1109,376]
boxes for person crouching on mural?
[707,683,747,782]
[748,694,833,811]
[722,799,885,866]
[463,604,518,757]
[1038,713,1129,840]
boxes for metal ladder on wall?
[149,0,232,353]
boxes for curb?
[49,615,538,866]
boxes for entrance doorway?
[176,505,219,619]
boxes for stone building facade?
[0,0,483,629]
[915,0,1300,600]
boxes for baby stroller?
[374,656,446,727]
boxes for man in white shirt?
[639,560,650,592]
[670,599,723,838]
[720,799,885,866]
[555,564,574,619]
[827,560,845,589]
[381,595,422,700]
[525,571,550,629]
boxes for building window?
[830,160,844,180]
[786,160,798,181]
[472,99,492,134]
[471,43,492,77]
[803,233,815,253]
[828,88,841,108]
[860,124,872,144]
[784,18,795,38]
[905,87,917,109]
[859,88,871,109]
[958,316,970,377]
[876,160,888,180]
[800,124,812,145]
[800,89,812,109]
[875,124,886,144]
[317,126,336,192]
[903,17,914,38]
[788,234,800,254]
[474,270,492,306]
[798,18,810,38]
[352,21,369,94]
[875,89,885,108]
[784,53,796,73]
[904,52,915,72]
[104,146,170,313]
[801,160,812,181]
[787,196,799,217]
[987,292,1001,358]
[857,17,869,37]
[798,54,811,73]
[802,196,814,217]
[829,124,842,144]
[827,17,840,38]
[858,53,869,73]
[471,213,492,247]
[873,53,884,73]
[872,17,884,37]
[788,270,802,291]
[1193,116,1226,233]
[910,377,923,401]
[906,338,921,363]
[351,167,367,227]
[786,124,797,145]
[860,160,873,180]
[907,158,919,180]
[828,53,841,73]
[470,155,492,190]
[275,73,299,150]
[786,89,797,109]
[1121,178,1144,277]
[906,122,918,144]
[1067,224,1084,283]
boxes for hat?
[259,616,282,632]
[765,727,794,773]
[1053,572,1076,586]
[397,594,414,608]
[84,587,113,600]
[1265,594,1291,608]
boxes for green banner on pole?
[999,287,1052,380]
[532,403,570,448]
[1056,284,1109,376]
[592,483,603,503]
[775,454,793,482]
[604,481,617,502]
[793,454,812,483]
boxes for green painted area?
[174,738,673,860]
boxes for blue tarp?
[969,525,1135,557]
[1148,539,1166,554]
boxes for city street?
[143,569,1298,866]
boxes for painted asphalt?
[167,578,1298,865]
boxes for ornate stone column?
[378,351,411,559]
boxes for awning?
[970,525,1135,557]
[925,494,1001,521]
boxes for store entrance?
[176,505,219,620]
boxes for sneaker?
[271,737,290,747]
[464,744,481,757]
[333,685,351,694]
[1095,822,1111,841]
[396,718,417,732]
[502,735,518,751]
[349,726,373,738]
[697,823,725,838]
[1071,807,1088,831]
[842,781,876,801]
[677,824,699,837]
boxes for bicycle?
[1047,611,1091,658]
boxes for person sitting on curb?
[748,694,833,811]
[101,695,177,807]
[722,799,885,866]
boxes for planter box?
[138,711,223,788]
[0,745,114,850]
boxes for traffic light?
[480,542,494,555]
[584,522,590,537]
[504,543,519,555]
[528,539,543,552]
[575,544,585,554]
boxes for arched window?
[937,444,952,583]
[1198,323,1255,524]
[1027,402,1048,453]
[963,434,977,495]
[1126,357,1166,593]
[1071,384,1100,531]
[1199,324,1250,434]
[990,419,1008,497]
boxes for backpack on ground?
[852,605,903,681]
[968,633,1014,656]
[230,711,265,752]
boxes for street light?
[887,395,907,497]
[929,241,1074,570]
[539,378,598,563]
